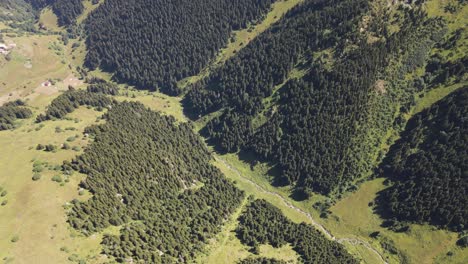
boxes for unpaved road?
[214,155,388,264]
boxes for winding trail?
[214,155,388,264]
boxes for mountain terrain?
[0,0,466,263]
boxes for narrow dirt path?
[214,155,388,264]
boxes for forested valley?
[237,199,357,264]
[0,0,36,24]
[0,0,466,263]
[376,87,467,232]
[83,0,276,95]
[184,0,466,198]
[238,257,287,264]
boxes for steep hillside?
[84,0,276,95]
[24,0,84,26]
[50,0,84,26]
[0,0,36,24]
[184,0,466,196]
[237,199,357,263]
[66,101,244,262]
[377,87,467,232]
[0,0,466,263]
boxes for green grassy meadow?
[0,103,107,263]
[0,34,71,103]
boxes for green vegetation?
[10,235,19,243]
[177,0,305,89]
[377,87,467,231]
[84,0,276,95]
[0,0,466,263]
[32,173,42,181]
[25,0,84,26]
[0,34,73,103]
[237,199,357,263]
[185,0,450,197]
[0,100,32,130]
[0,12,108,263]
[86,77,119,95]
[0,0,36,29]
[330,177,463,264]
[51,174,62,183]
[0,104,107,263]
[36,89,114,122]
[50,0,84,26]
[67,101,244,262]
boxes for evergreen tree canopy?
[184,0,453,196]
[0,100,33,130]
[66,101,244,262]
[84,0,276,95]
[237,199,357,264]
[377,87,468,232]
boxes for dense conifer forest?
[0,0,36,23]
[65,101,244,262]
[51,0,84,26]
[184,0,462,196]
[377,87,468,231]
[24,0,83,26]
[24,0,54,10]
[36,88,114,122]
[237,199,357,264]
[0,100,33,130]
[1,0,466,262]
[238,257,287,264]
[83,0,276,95]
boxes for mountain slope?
[237,199,357,263]
[84,0,276,95]
[184,0,460,196]
[377,87,468,232]
[66,100,244,262]
[24,0,83,26]
[0,0,36,24]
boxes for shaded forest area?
[62,101,244,262]
[184,0,463,197]
[84,0,276,95]
[237,199,357,264]
[0,0,36,23]
[50,0,84,26]
[0,100,32,130]
[376,87,468,232]
[24,0,84,26]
